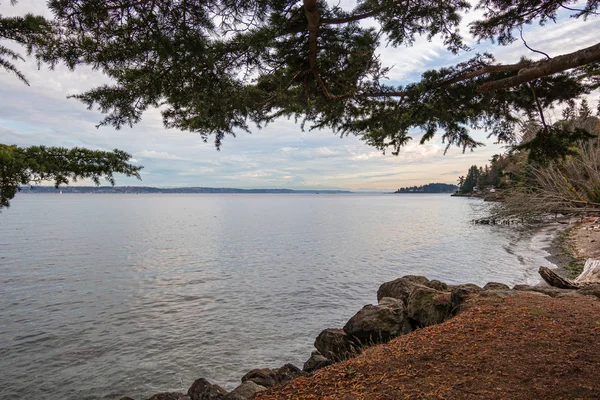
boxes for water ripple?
[0,193,552,399]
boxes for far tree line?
[1,0,599,210]
[395,183,458,193]
[456,100,600,218]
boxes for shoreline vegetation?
[121,216,600,400]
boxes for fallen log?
[574,259,600,284]
[539,259,600,289]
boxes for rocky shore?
[120,270,600,400]
[118,216,600,400]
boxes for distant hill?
[394,183,458,194]
[19,186,352,194]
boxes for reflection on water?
[0,194,551,399]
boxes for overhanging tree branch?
[478,41,600,92]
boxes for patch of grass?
[528,308,548,317]
[344,367,357,378]
[554,226,585,279]
[565,261,585,277]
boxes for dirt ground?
[570,217,600,260]
[257,293,600,400]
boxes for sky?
[1,1,599,191]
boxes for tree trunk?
[539,259,600,289]
[538,266,580,289]
[574,259,600,283]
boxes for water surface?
[0,193,551,399]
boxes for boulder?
[454,283,483,292]
[425,280,448,291]
[314,328,358,362]
[188,378,228,400]
[302,350,332,373]
[241,369,276,388]
[450,284,483,311]
[224,382,266,400]
[483,282,510,291]
[241,364,305,388]
[378,297,404,307]
[377,275,429,303]
[146,393,190,400]
[343,300,412,344]
[407,287,453,327]
[120,398,136,400]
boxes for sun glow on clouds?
[0,1,598,190]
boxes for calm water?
[0,193,553,399]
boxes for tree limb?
[478,41,600,92]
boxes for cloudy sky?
[1,1,599,191]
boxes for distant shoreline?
[18,186,353,195]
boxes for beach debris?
[539,259,600,289]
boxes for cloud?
[0,2,597,191]
[136,150,187,161]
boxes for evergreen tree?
[0,145,142,208]
[1,1,599,207]
[460,165,480,193]
[1,0,599,153]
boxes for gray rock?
[425,280,448,291]
[241,368,276,387]
[483,282,510,291]
[343,301,412,344]
[454,283,483,292]
[450,284,483,311]
[407,287,453,327]
[241,364,305,388]
[120,398,136,400]
[303,350,332,373]
[188,378,228,400]
[224,382,266,400]
[377,275,429,304]
[378,297,404,307]
[314,328,358,362]
[146,393,190,400]
[402,275,430,284]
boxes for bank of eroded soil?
[257,293,600,400]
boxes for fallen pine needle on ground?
[257,293,600,400]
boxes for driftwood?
[539,259,600,289]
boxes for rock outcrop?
[483,282,510,291]
[224,382,266,400]
[314,328,358,361]
[126,269,600,400]
[377,275,429,303]
[450,284,483,311]
[302,350,332,373]
[425,280,449,291]
[407,287,453,327]
[241,364,305,388]
[188,378,228,400]
[343,299,412,344]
